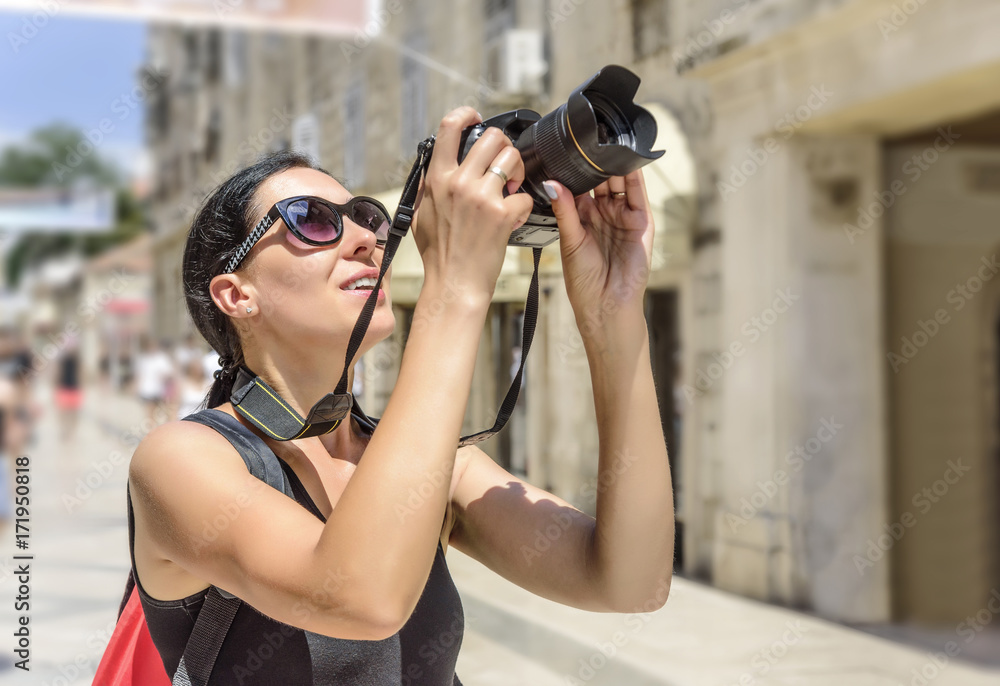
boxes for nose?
[341,217,380,257]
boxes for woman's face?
[234,167,395,357]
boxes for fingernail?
[543,181,558,201]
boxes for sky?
[0,11,149,179]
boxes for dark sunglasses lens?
[350,200,390,243]
[287,199,342,244]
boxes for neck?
[241,343,361,456]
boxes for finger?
[505,192,536,233]
[430,107,482,176]
[608,176,627,195]
[592,180,612,201]
[624,169,649,212]
[542,180,586,249]
[460,127,512,177]
[486,146,525,195]
[574,192,599,225]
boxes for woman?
[128,107,674,684]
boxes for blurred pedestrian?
[202,346,221,382]
[135,334,174,425]
[176,355,211,419]
[54,335,83,443]
[0,375,12,532]
[174,332,202,370]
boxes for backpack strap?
[182,408,295,497]
[167,409,296,685]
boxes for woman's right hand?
[411,107,535,301]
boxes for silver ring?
[488,166,509,185]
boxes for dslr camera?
[456,65,664,248]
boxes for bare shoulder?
[129,417,249,491]
[127,417,269,551]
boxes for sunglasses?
[223,195,392,273]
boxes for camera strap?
[231,135,541,446]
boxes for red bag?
[92,586,170,686]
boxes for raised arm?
[447,171,673,615]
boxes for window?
[206,30,221,83]
[205,108,221,163]
[343,78,365,189]
[306,37,324,108]
[224,31,247,87]
[483,0,516,87]
[632,0,670,61]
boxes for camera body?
[455,65,664,248]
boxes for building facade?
[144,0,999,626]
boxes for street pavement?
[0,385,996,685]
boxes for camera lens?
[591,96,634,148]
[514,65,662,202]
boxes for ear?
[209,273,256,318]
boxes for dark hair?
[183,150,331,408]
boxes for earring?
[246,306,253,313]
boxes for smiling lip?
[340,267,381,290]
[340,267,388,303]
[343,287,386,303]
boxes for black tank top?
[128,414,465,685]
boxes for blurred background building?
[3,0,997,652]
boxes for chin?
[363,309,396,344]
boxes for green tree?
[2,123,147,288]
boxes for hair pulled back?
[183,150,329,408]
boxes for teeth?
[345,276,378,291]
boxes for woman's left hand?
[545,171,655,329]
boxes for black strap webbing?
[172,587,240,686]
[458,246,541,446]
